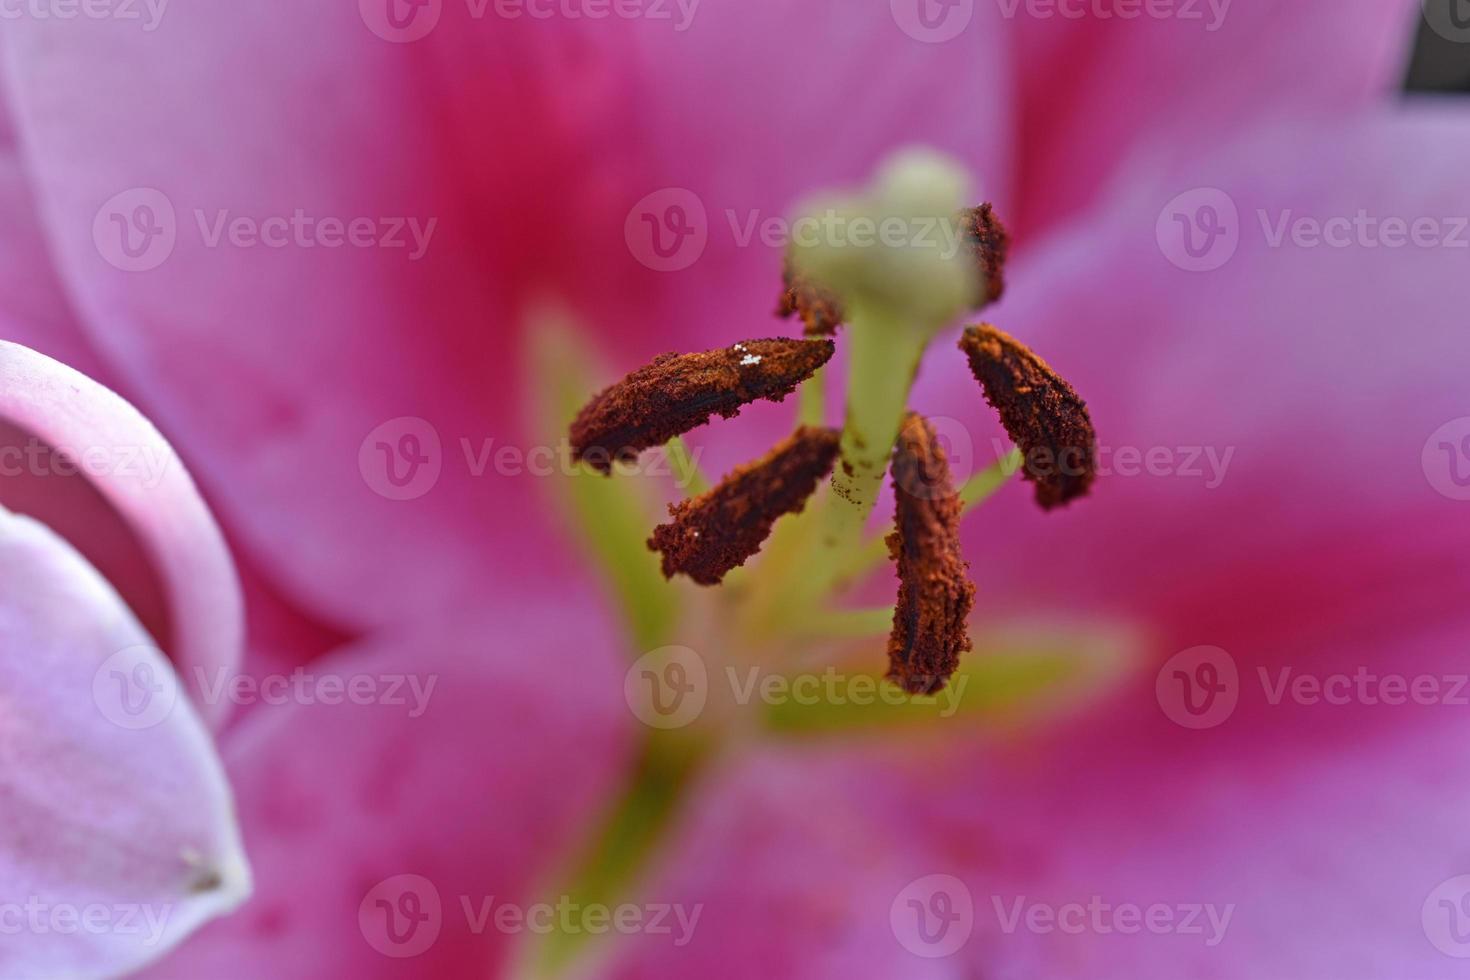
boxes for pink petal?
[0,506,248,979]
[602,748,964,979]
[916,105,1470,677]
[0,9,638,629]
[0,84,97,367]
[1009,0,1420,236]
[0,341,243,725]
[0,4,1015,631]
[602,0,1016,356]
[143,594,635,978]
[869,619,1470,977]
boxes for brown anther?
[886,412,974,695]
[570,338,835,474]
[649,426,841,586]
[959,323,1096,510]
[777,255,846,336]
[959,203,1010,308]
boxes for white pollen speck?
[740,354,762,366]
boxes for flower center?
[520,148,1100,977]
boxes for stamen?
[777,255,845,336]
[779,200,1011,334]
[886,412,974,695]
[787,149,978,334]
[570,338,835,474]
[649,426,841,585]
[958,324,1096,510]
[960,203,1010,307]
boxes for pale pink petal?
[0,506,248,980]
[603,0,1016,360]
[0,69,96,367]
[915,105,1470,669]
[0,342,243,725]
[1009,0,1421,236]
[863,617,1470,977]
[143,594,635,979]
[602,748,964,979]
[0,9,639,628]
[604,617,1470,977]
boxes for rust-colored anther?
[886,413,974,695]
[569,338,835,474]
[649,426,841,586]
[777,255,846,336]
[959,203,1010,308]
[959,323,1096,510]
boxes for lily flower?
[2,1,1465,978]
